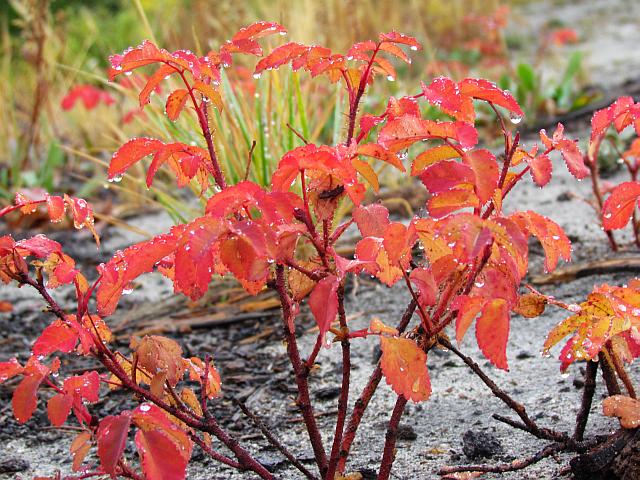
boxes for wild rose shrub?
[0,21,638,480]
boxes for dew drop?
[253,73,262,79]
[509,113,523,125]
[386,75,395,82]
[139,403,151,412]
[108,175,123,183]
[410,45,418,51]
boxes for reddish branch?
[574,361,598,441]
[337,299,417,473]
[234,399,318,480]
[439,336,568,443]
[585,154,618,251]
[377,395,408,480]
[325,284,351,479]
[23,273,274,479]
[274,265,328,475]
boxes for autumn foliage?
[1,21,638,480]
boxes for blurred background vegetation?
[0,0,591,222]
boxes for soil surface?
[2,1,640,479]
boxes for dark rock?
[462,430,503,459]
[516,350,533,360]
[0,457,29,474]
[315,386,342,401]
[397,424,418,441]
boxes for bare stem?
[337,299,417,473]
[235,399,318,480]
[574,360,598,441]
[439,336,568,443]
[326,284,351,480]
[274,265,328,475]
[377,395,408,480]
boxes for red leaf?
[173,217,226,300]
[98,413,132,474]
[139,64,176,106]
[380,336,431,402]
[254,42,311,74]
[97,229,183,316]
[463,149,500,204]
[47,393,73,426]
[0,358,23,383]
[15,235,61,260]
[309,275,340,340]
[541,124,589,179]
[476,298,510,370]
[420,160,474,194]
[409,267,437,307]
[510,211,571,272]
[378,32,421,50]
[357,144,405,171]
[109,41,188,80]
[135,429,189,480]
[602,182,640,230]
[353,204,390,238]
[64,371,101,402]
[529,153,552,187]
[61,85,114,111]
[109,137,163,180]
[459,78,523,120]
[422,77,474,122]
[378,116,478,152]
[13,373,45,423]
[165,89,190,121]
[46,195,65,222]
[32,319,79,357]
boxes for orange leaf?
[165,89,190,121]
[476,298,510,370]
[602,395,640,429]
[378,116,478,153]
[380,336,431,402]
[47,393,73,426]
[411,145,460,175]
[109,137,164,180]
[135,336,185,386]
[427,189,480,218]
[357,144,405,171]
[70,431,93,471]
[515,293,547,318]
[32,319,79,357]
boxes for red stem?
[337,299,417,473]
[325,284,351,479]
[275,265,328,475]
[377,395,408,480]
[346,43,382,144]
